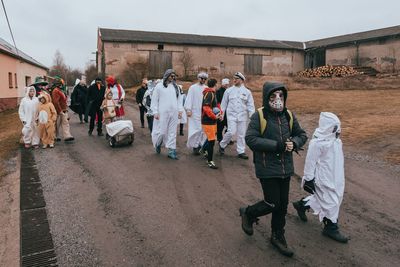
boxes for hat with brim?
[30,76,48,87]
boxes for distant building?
[96,28,305,81]
[97,26,400,84]
[0,37,48,111]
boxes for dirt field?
[0,109,20,177]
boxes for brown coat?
[51,87,67,114]
[38,94,57,145]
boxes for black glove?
[303,179,316,194]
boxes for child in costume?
[292,112,349,243]
[101,90,117,125]
[38,93,57,148]
[18,86,40,148]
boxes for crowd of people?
[19,69,349,257]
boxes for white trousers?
[186,116,205,148]
[152,110,178,150]
[56,112,73,139]
[220,119,247,154]
[22,123,40,145]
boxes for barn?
[96,28,305,83]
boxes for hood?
[313,112,341,140]
[38,92,51,104]
[203,87,215,94]
[24,86,36,98]
[262,82,288,111]
[106,76,116,86]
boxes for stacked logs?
[297,65,362,78]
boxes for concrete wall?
[0,53,47,111]
[100,41,304,79]
[326,38,400,72]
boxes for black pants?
[147,116,154,133]
[139,106,147,127]
[217,117,227,142]
[89,109,103,133]
[246,177,290,231]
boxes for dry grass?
[252,89,400,165]
[0,109,21,177]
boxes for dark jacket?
[87,83,106,116]
[216,86,226,104]
[245,82,307,179]
[70,84,88,113]
[201,87,220,125]
[136,86,147,105]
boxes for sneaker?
[238,153,249,160]
[42,144,47,149]
[168,149,179,160]
[219,143,225,155]
[207,161,218,169]
[49,144,54,148]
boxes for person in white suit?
[184,72,208,155]
[292,112,349,243]
[151,69,183,160]
[18,86,40,148]
[219,72,255,159]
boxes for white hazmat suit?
[184,82,206,149]
[302,112,345,223]
[220,84,255,154]
[18,87,40,146]
[151,81,183,150]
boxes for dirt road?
[33,103,400,266]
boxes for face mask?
[269,90,284,111]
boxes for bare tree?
[179,51,194,79]
[49,50,70,83]
[84,63,98,84]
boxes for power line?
[1,0,20,59]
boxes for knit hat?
[197,72,208,79]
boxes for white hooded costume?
[18,87,40,145]
[184,74,207,149]
[303,112,345,223]
[151,70,184,150]
[220,82,255,154]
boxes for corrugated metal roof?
[306,25,400,49]
[99,28,304,50]
[0,37,48,70]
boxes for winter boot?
[292,198,310,222]
[239,207,259,236]
[168,149,179,160]
[322,218,349,243]
[270,230,294,257]
[155,141,163,154]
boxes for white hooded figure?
[184,72,208,153]
[151,69,184,159]
[302,112,345,223]
[219,72,255,158]
[18,86,40,148]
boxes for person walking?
[151,69,183,160]
[18,86,40,148]
[178,85,187,136]
[106,76,125,120]
[184,72,208,155]
[219,72,254,159]
[136,78,148,128]
[70,79,88,123]
[216,78,229,142]
[87,78,106,136]
[240,81,307,257]
[142,80,157,133]
[51,78,74,142]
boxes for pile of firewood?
[297,65,362,78]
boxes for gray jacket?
[245,82,307,179]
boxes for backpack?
[257,107,293,135]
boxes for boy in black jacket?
[240,82,307,257]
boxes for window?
[25,76,31,86]
[8,72,13,88]
[158,44,164,50]
[14,73,18,88]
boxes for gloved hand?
[303,178,316,194]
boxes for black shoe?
[193,146,201,155]
[238,153,249,160]
[293,199,309,222]
[56,138,61,142]
[219,143,225,155]
[88,130,93,136]
[239,207,258,236]
[98,132,104,136]
[64,137,75,142]
[207,161,218,169]
[322,218,349,243]
[179,132,184,136]
[270,230,294,257]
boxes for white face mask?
[268,90,284,111]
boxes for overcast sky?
[1,0,399,70]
